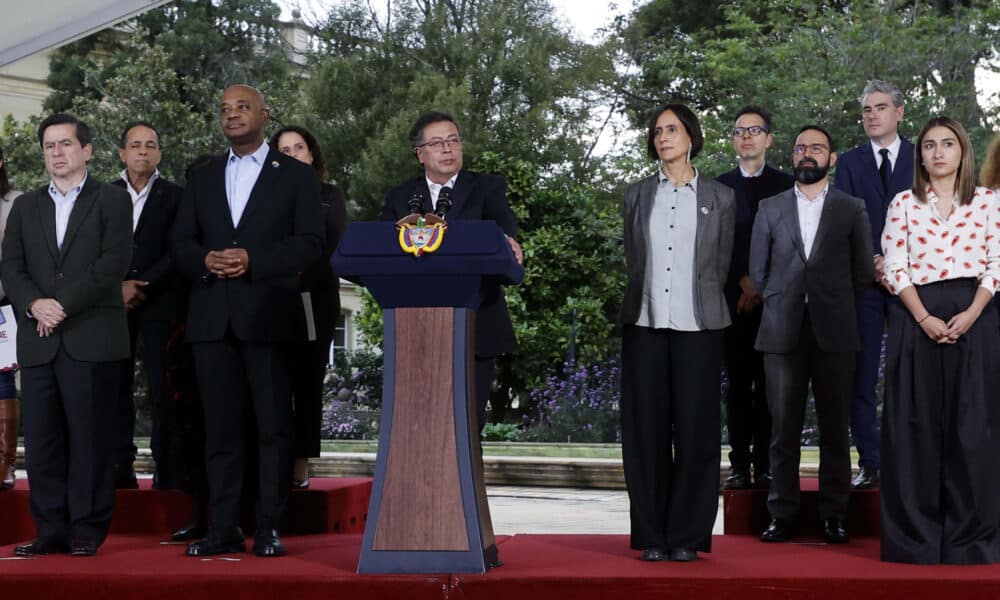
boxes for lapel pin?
[271,161,280,168]
[700,206,709,214]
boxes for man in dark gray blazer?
[0,113,132,557]
[750,125,873,544]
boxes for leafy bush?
[321,349,384,440]
[481,422,522,442]
[522,359,620,443]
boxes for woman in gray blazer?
[620,103,735,562]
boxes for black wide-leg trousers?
[881,278,1000,564]
[621,324,723,552]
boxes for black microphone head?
[436,186,453,217]
[408,192,425,215]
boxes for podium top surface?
[332,221,523,283]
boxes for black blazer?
[0,177,133,366]
[300,182,348,340]
[172,148,324,343]
[620,172,735,330]
[111,176,183,321]
[379,169,518,356]
[749,187,874,354]
[716,165,795,312]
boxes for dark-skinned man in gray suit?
[1,113,132,557]
[750,125,873,545]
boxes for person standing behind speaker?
[109,121,184,490]
[0,146,22,490]
[621,103,734,562]
[1,113,133,556]
[716,106,795,490]
[270,125,348,489]
[379,111,522,431]
[880,117,1000,564]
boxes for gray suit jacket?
[0,177,132,367]
[749,186,873,354]
[621,172,735,330]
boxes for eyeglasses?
[732,126,769,137]
[793,144,830,155]
[416,136,463,151]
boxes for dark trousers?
[852,285,891,468]
[621,325,723,552]
[289,334,332,458]
[881,279,1000,564]
[764,313,854,521]
[723,307,769,475]
[192,338,292,531]
[113,313,172,480]
[474,355,494,432]
[21,347,118,544]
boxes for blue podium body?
[332,220,522,574]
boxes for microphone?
[435,186,453,218]
[408,192,425,215]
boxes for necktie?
[878,148,891,193]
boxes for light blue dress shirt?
[48,172,88,249]
[225,142,269,227]
[636,169,700,331]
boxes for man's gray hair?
[859,79,905,108]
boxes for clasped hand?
[30,298,65,337]
[205,248,249,278]
[919,307,981,344]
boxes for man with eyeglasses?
[380,111,522,431]
[750,125,873,544]
[716,106,795,491]
[833,80,914,491]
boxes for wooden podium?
[331,220,523,574]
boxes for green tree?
[618,0,1000,175]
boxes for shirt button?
[231,240,239,247]
[56,272,64,280]
[664,288,669,293]
[668,247,673,251]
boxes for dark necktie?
[878,148,891,193]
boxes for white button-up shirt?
[426,173,459,210]
[225,142,269,227]
[870,135,902,171]
[120,169,159,232]
[794,182,828,259]
[48,173,87,249]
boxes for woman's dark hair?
[913,116,976,206]
[645,103,704,162]
[269,125,326,181]
[0,146,10,197]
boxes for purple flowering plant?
[522,359,621,443]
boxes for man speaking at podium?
[380,111,523,430]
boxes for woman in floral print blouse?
[879,116,1000,565]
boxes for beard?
[793,158,829,184]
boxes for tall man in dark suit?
[1,113,132,557]
[833,80,914,490]
[716,106,795,490]
[110,121,184,490]
[750,126,873,544]
[380,111,522,430]
[173,85,323,557]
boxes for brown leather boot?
[0,398,18,490]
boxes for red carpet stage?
[3,533,1000,600]
[0,477,373,546]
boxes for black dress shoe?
[640,547,667,561]
[668,548,698,562]
[186,529,246,557]
[171,525,208,542]
[821,518,849,544]
[253,529,286,557]
[723,467,751,490]
[291,478,310,490]
[69,538,98,557]
[760,518,793,542]
[851,465,879,489]
[753,470,772,489]
[13,537,68,557]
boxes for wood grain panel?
[374,307,469,551]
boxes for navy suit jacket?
[833,138,915,258]
[172,148,324,343]
[379,169,518,357]
[716,165,795,313]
